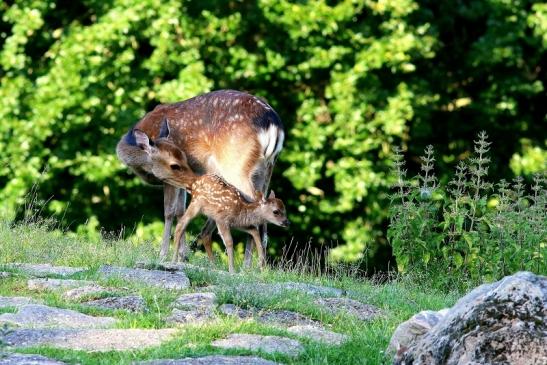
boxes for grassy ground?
[0,220,461,364]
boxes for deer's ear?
[159,117,171,139]
[255,191,264,202]
[133,129,152,153]
[268,190,276,199]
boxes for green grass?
[0,220,461,364]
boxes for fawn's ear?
[133,129,152,153]
[159,117,171,139]
[268,190,276,199]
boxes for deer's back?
[135,90,282,141]
[118,90,284,193]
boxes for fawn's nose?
[281,219,290,228]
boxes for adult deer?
[116,90,284,265]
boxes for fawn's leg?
[160,184,178,261]
[216,222,235,273]
[173,201,201,263]
[175,189,188,260]
[198,219,216,262]
[245,228,265,269]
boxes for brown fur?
[116,90,284,262]
[172,175,289,272]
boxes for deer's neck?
[234,201,263,227]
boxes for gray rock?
[83,295,147,313]
[3,328,177,351]
[166,292,217,324]
[172,293,216,310]
[136,356,279,365]
[0,296,38,308]
[218,304,317,327]
[99,265,190,290]
[218,304,254,319]
[387,309,449,356]
[0,353,67,365]
[396,272,547,365]
[28,279,94,291]
[0,304,116,329]
[135,262,187,272]
[135,262,342,298]
[6,264,86,277]
[212,333,304,357]
[165,308,215,324]
[62,284,118,301]
[0,272,11,279]
[287,325,348,346]
[257,310,318,327]
[315,297,381,321]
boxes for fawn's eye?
[170,164,181,171]
[273,209,281,216]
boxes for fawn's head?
[132,118,196,188]
[255,190,290,228]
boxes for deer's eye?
[170,164,181,171]
[273,210,281,216]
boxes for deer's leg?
[244,228,265,269]
[175,189,189,260]
[243,237,254,268]
[242,171,264,269]
[197,219,216,262]
[260,160,276,259]
[160,184,178,261]
[244,160,275,268]
[173,200,200,263]
[216,222,235,273]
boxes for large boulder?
[387,309,449,356]
[394,271,547,365]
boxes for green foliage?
[0,0,545,266]
[388,132,546,287]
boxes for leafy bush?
[388,132,546,285]
[0,1,545,267]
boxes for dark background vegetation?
[0,0,545,272]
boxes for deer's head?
[256,190,290,228]
[132,118,196,189]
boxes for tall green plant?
[389,132,546,285]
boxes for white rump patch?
[274,130,284,156]
[258,126,284,161]
[254,97,272,110]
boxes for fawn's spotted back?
[190,175,252,211]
